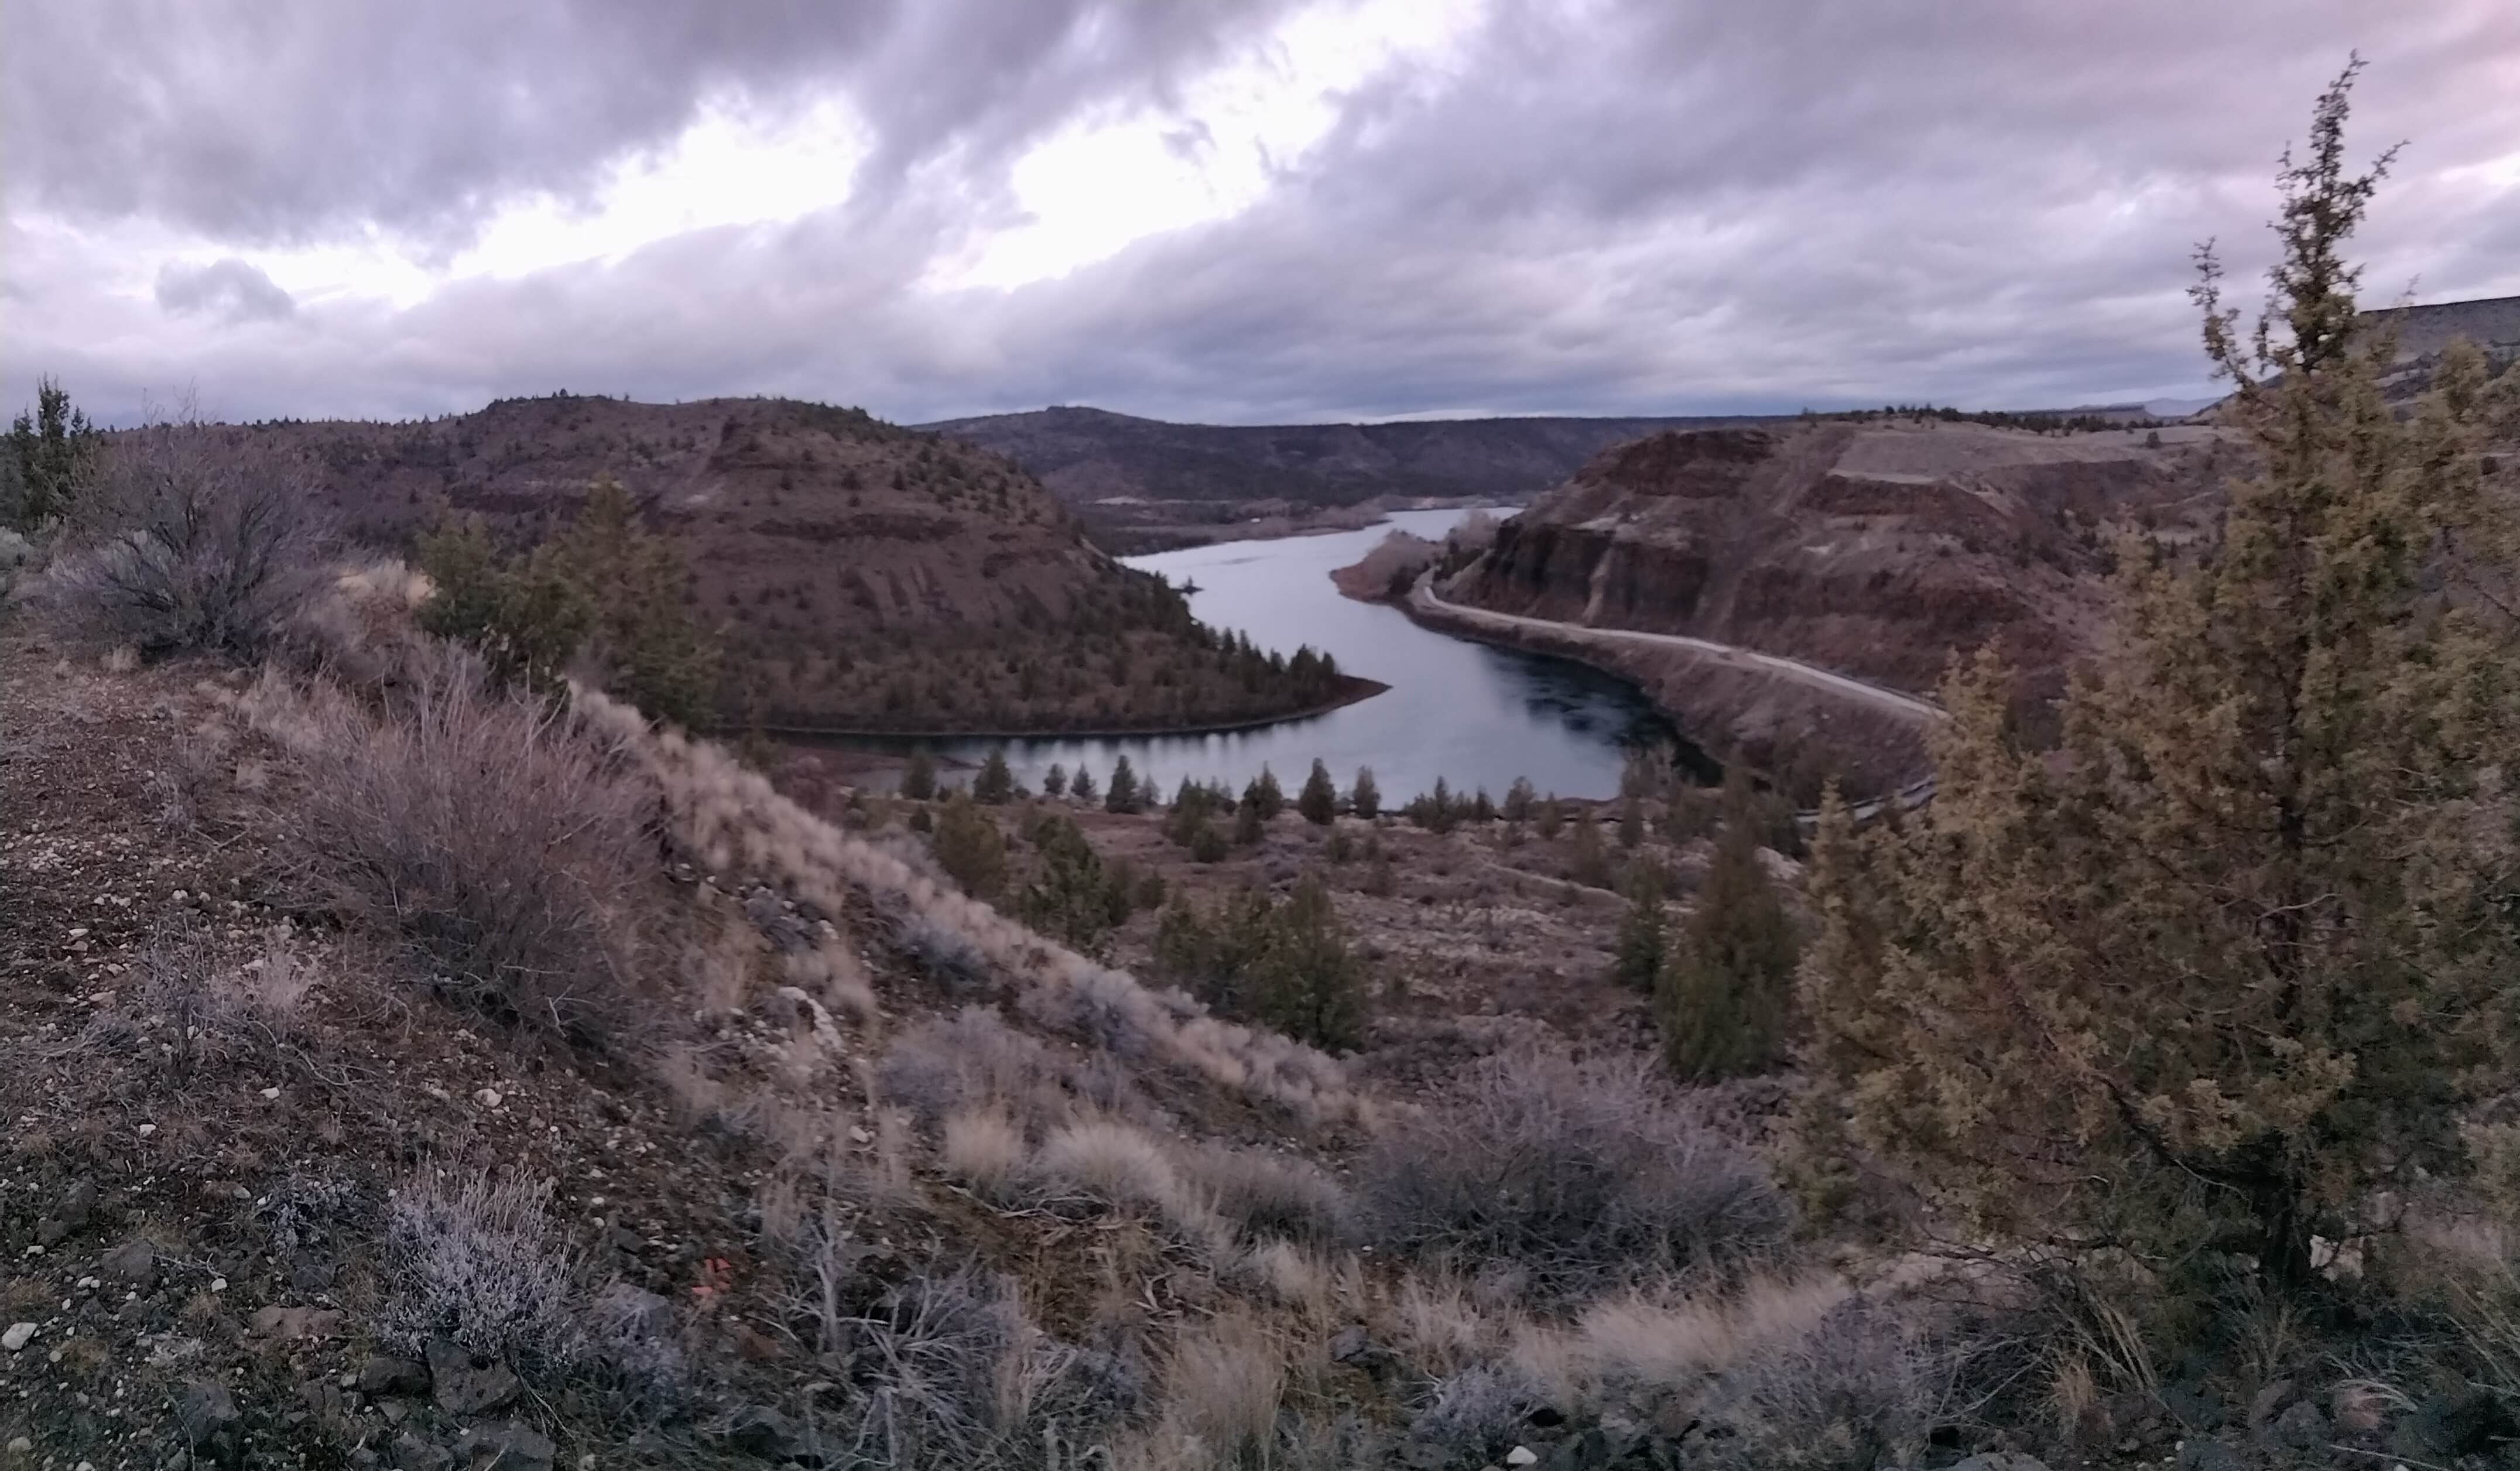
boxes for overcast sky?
[5,1,2516,429]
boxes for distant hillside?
[920,405,1781,550]
[2367,293,2520,397]
[204,394,1362,734]
[1433,419,2237,794]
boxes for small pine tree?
[930,793,1006,900]
[1610,863,1668,991]
[1104,755,1141,814]
[973,747,1015,805]
[1658,820,1796,1080]
[1567,807,1611,888]
[1070,764,1098,803]
[1249,872,1367,1051]
[1535,795,1563,841]
[1297,759,1338,826]
[1350,767,1381,820]
[1252,765,1285,819]
[3,376,97,529]
[901,750,938,801]
[1012,815,1127,955]
[1502,777,1537,823]
[1042,763,1069,799]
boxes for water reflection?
[826,509,1697,802]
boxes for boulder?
[426,1339,521,1417]
[98,1238,158,1285]
[358,1354,432,1397]
[178,1380,243,1465]
[35,1179,98,1246]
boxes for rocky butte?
[1403,416,2234,797]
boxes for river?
[822,509,1690,804]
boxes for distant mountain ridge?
[920,405,1784,549]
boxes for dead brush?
[272,649,650,1047]
[1360,1045,1792,1301]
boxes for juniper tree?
[930,793,1006,900]
[1350,767,1381,820]
[1246,764,1285,820]
[1042,763,1069,799]
[973,747,1015,805]
[1799,66,2520,1288]
[1297,759,1339,826]
[1610,863,1668,991]
[1069,764,1097,804]
[1104,755,1141,813]
[901,750,938,801]
[1659,816,1796,1082]
[4,377,97,529]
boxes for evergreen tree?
[1502,777,1537,823]
[1567,806,1611,888]
[1659,819,1796,1081]
[1232,796,1265,847]
[416,514,593,694]
[1042,763,1069,799]
[1152,877,1365,1050]
[1610,863,1668,991]
[3,376,96,529]
[901,749,938,801]
[1104,755,1142,813]
[1012,815,1129,955]
[1249,873,1367,1051]
[1070,764,1098,803]
[1297,758,1339,826]
[930,793,1007,900]
[1245,765,1285,820]
[1350,767,1381,820]
[973,746,1015,805]
[1535,795,1563,841]
[1800,67,2520,1287]
[557,476,717,730]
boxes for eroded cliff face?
[1446,420,2233,783]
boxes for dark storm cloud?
[5,0,2516,427]
[1,0,1304,248]
[155,258,297,323]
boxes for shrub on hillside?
[1011,814,1133,955]
[1692,1299,1967,1471]
[1660,819,1799,1080]
[829,1271,1144,1470]
[416,477,717,727]
[378,1173,583,1369]
[930,792,1008,899]
[35,426,330,658]
[274,652,648,1044]
[1361,1048,1790,1300]
[1151,873,1366,1051]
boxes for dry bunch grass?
[574,689,1366,1126]
[248,651,649,1045]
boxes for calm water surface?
[850,509,1685,803]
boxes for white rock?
[136,1123,156,1137]
[258,1087,280,1100]
[1505,1449,1539,1467]
[2,1322,36,1351]
[474,1088,504,1109]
